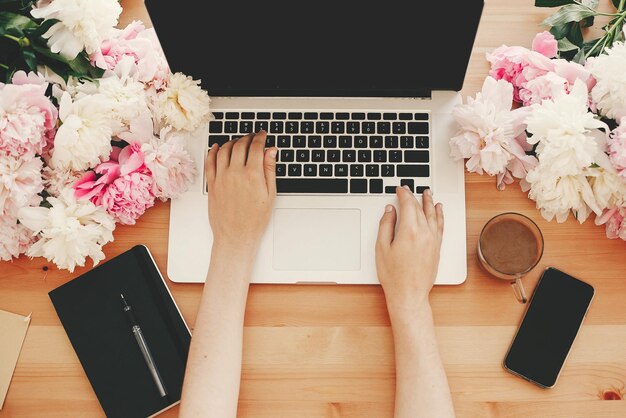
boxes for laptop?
[145,1,484,285]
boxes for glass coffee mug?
[477,212,544,303]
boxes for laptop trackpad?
[273,208,361,271]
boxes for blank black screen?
[504,268,594,388]
[145,1,484,96]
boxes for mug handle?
[511,275,528,304]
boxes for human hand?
[375,186,444,316]
[205,131,277,256]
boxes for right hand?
[375,186,444,315]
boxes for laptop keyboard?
[208,111,431,195]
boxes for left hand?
[205,131,277,255]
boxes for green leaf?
[0,11,37,37]
[557,37,580,51]
[535,0,574,7]
[580,15,595,28]
[550,22,571,39]
[612,0,621,10]
[542,4,598,27]
[21,47,36,70]
[572,47,587,63]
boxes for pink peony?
[92,21,170,88]
[532,31,558,58]
[0,71,58,159]
[101,172,155,225]
[608,118,626,180]
[0,155,43,217]
[596,207,626,240]
[0,215,35,261]
[487,45,555,102]
[142,129,196,201]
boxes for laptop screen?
[146,1,483,97]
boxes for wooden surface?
[2,0,626,416]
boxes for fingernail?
[269,148,277,158]
[403,185,411,191]
[425,187,432,196]
[385,205,393,213]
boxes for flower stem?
[0,63,8,70]
[2,33,30,47]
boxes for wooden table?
[2,1,626,416]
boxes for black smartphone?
[503,267,594,388]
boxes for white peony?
[30,0,122,60]
[74,59,151,135]
[41,165,82,197]
[450,76,537,189]
[525,167,601,223]
[18,189,115,272]
[0,215,34,261]
[587,39,626,120]
[0,155,43,217]
[526,80,608,178]
[585,152,626,210]
[50,92,113,171]
[151,73,211,132]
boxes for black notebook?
[49,245,191,418]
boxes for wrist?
[386,296,432,327]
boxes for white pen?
[121,294,168,398]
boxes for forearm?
[388,303,455,418]
[179,246,255,418]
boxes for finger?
[263,146,278,195]
[231,134,254,167]
[396,186,420,232]
[205,144,217,184]
[217,139,235,173]
[436,202,444,240]
[376,204,397,248]
[248,131,267,168]
[422,187,437,227]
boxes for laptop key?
[355,136,367,148]
[414,113,429,120]
[276,164,286,177]
[212,112,224,119]
[332,121,345,134]
[312,150,325,162]
[273,112,287,119]
[293,136,306,148]
[415,186,429,194]
[404,151,429,163]
[373,150,387,162]
[280,150,294,162]
[225,121,238,133]
[370,179,383,193]
[270,121,284,133]
[382,164,395,177]
[304,112,318,120]
[304,164,317,176]
[366,164,379,177]
[397,164,430,177]
[327,150,341,162]
[350,164,364,177]
[255,121,269,132]
[377,122,391,134]
[308,135,322,148]
[383,113,397,120]
[240,121,253,133]
[208,135,229,147]
[389,150,402,162]
[342,150,356,162]
[385,135,399,148]
[296,150,310,162]
[209,121,223,133]
[286,121,299,134]
[301,121,314,134]
[401,136,413,148]
[335,165,348,176]
[400,179,414,192]
[350,179,367,194]
[369,136,383,148]
[225,112,239,119]
[416,136,429,149]
[408,122,429,134]
[399,113,413,120]
[257,112,271,119]
[339,136,352,148]
[288,112,303,119]
[323,135,337,148]
[265,135,276,148]
[276,178,348,193]
[336,112,350,120]
[362,122,375,134]
[393,122,406,134]
[319,164,333,176]
[241,112,255,120]
[288,164,302,176]
[347,122,360,134]
[320,112,334,120]
[352,112,366,120]
[358,150,372,162]
[367,112,381,120]
[385,186,397,194]
[316,121,330,134]
[277,135,291,148]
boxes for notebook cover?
[0,309,31,410]
[49,245,191,418]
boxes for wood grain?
[2,0,626,416]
